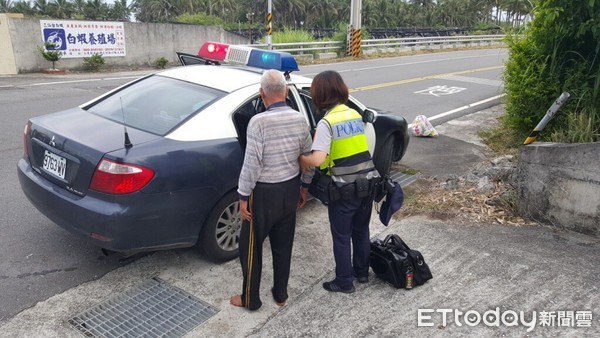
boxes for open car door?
[176,52,209,66]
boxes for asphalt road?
[0,49,507,324]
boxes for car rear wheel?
[373,136,395,177]
[199,191,241,262]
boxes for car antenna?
[120,97,133,148]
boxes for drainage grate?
[389,170,417,188]
[68,278,218,338]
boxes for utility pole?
[267,0,273,50]
[348,0,362,58]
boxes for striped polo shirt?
[237,102,314,200]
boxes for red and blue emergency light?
[197,41,229,63]
[247,49,299,72]
[197,41,299,73]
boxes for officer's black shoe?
[323,281,355,293]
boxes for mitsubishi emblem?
[49,136,56,147]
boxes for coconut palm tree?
[72,0,85,13]
[48,0,74,19]
[273,0,306,27]
[109,0,132,21]
[0,0,14,13]
[11,0,35,15]
[309,0,338,27]
[33,0,49,15]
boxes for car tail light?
[90,159,154,194]
[23,121,31,156]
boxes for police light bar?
[247,49,299,72]
[197,42,299,73]
[225,45,253,65]
[198,41,229,63]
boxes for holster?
[339,183,355,200]
[329,184,341,202]
[330,177,375,201]
[355,177,371,198]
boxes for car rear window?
[86,75,225,136]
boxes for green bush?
[267,28,314,44]
[256,28,317,56]
[38,42,62,70]
[503,0,600,143]
[330,23,350,55]
[154,57,169,69]
[327,23,369,57]
[176,12,224,26]
[83,53,105,72]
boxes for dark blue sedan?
[18,43,409,262]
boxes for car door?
[295,87,377,156]
[232,86,308,151]
[176,52,209,65]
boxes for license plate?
[43,150,67,179]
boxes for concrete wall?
[517,142,600,237]
[0,15,247,74]
[0,14,21,75]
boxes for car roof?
[157,65,312,93]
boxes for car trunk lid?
[26,108,160,196]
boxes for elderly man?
[230,69,314,311]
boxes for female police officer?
[300,70,379,293]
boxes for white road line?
[428,94,506,122]
[301,52,507,76]
[2,76,142,88]
[440,74,504,87]
[28,79,98,86]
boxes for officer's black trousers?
[327,195,373,289]
[239,176,300,310]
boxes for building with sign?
[0,14,246,75]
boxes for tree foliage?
[504,0,600,142]
[37,42,62,69]
[1,0,535,28]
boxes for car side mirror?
[362,109,377,123]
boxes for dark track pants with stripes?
[239,176,300,311]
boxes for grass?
[400,168,419,175]
[550,110,599,143]
[260,28,315,44]
[478,116,524,155]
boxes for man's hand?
[297,187,309,208]
[239,199,252,221]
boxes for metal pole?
[350,0,362,30]
[348,0,362,58]
[267,0,273,50]
[523,92,571,145]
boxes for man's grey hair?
[260,69,287,96]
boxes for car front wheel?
[199,191,241,262]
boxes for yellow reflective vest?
[320,104,378,183]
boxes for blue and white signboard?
[40,20,126,58]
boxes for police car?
[18,42,409,261]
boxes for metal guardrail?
[362,35,504,49]
[248,35,505,56]
[248,40,343,53]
